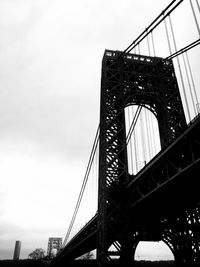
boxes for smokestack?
[13,240,21,260]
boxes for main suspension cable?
[185,51,199,114]
[165,38,200,60]
[190,0,200,37]
[121,0,184,57]
[196,0,200,14]
[63,125,100,246]
[182,53,196,115]
[126,106,142,144]
[168,15,191,121]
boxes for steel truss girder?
[128,113,200,207]
[162,207,200,265]
[127,114,200,265]
[52,115,200,266]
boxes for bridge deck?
[52,114,200,264]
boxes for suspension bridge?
[51,0,200,266]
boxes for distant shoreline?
[0,259,176,267]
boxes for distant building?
[47,237,62,258]
[13,240,21,260]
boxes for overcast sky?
[0,0,198,260]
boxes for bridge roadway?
[52,113,200,264]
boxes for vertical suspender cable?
[138,44,141,54]
[127,107,134,174]
[196,0,200,14]
[146,35,155,159]
[182,53,197,116]
[126,106,142,173]
[190,0,200,37]
[91,148,96,212]
[148,112,155,158]
[168,15,191,122]
[151,31,156,56]
[150,113,157,155]
[133,131,138,173]
[164,16,172,54]
[144,30,152,160]
[132,106,139,173]
[140,110,146,167]
[146,31,151,56]
[185,51,200,114]
[95,144,99,209]
[190,0,200,112]
[63,126,100,246]
[145,109,152,160]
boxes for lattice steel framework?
[162,207,200,266]
[47,237,63,258]
[97,50,187,266]
[127,112,200,266]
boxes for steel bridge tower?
[97,50,200,266]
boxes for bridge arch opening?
[125,105,161,175]
[134,241,174,262]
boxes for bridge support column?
[119,234,137,267]
[163,207,200,266]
